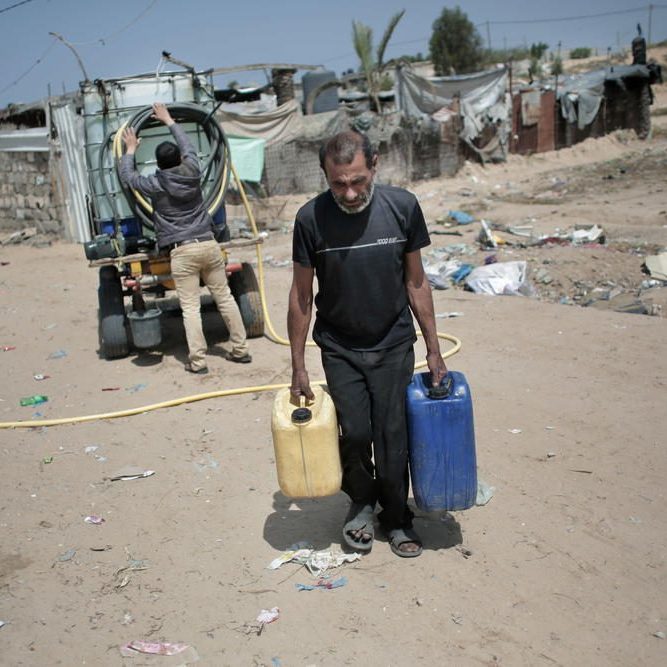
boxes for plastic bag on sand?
[256,607,280,624]
[268,548,361,576]
[465,261,535,296]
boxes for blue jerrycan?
[406,371,477,511]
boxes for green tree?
[551,56,563,77]
[570,47,592,59]
[429,6,484,75]
[352,9,405,111]
[530,42,549,60]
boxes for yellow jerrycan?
[271,385,342,498]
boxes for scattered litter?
[475,480,495,506]
[653,631,665,639]
[643,252,667,281]
[114,553,150,589]
[451,264,473,284]
[547,452,557,459]
[119,641,195,658]
[56,548,76,562]
[84,445,99,454]
[43,323,57,330]
[33,374,49,381]
[256,607,280,625]
[508,428,522,434]
[447,210,475,225]
[47,349,68,359]
[125,383,147,393]
[456,546,473,559]
[102,387,121,392]
[1,345,15,352]
[90,545,113,552]
[465,261,535,297]
[424,258,469,290]
[43,456,54,464]
[296,576,347,591]
[108,467,155,482]
[84,515,105,525]
[451,613,464,625]
[20,395,48,407]
[268,548,361,576]
[0,620,5,629]
[478,219,499,248]
[435,312,464,318]
[193,454,220,473]
[570,224,605,244]
[430,228,463,236]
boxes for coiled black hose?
[113,102,230,233]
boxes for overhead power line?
[0,37,56,96]
[477,5,663,27]
[0,0,38,15]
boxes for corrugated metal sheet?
[0,127,49,152]
[50,103,91,242]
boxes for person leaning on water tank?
[119,102,251,374]
[287,130,448,558]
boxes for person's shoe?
[224,351,252,364]
[184,363,209,374]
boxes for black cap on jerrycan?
[291,396,312,425]
[428,373,453,399]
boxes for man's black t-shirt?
[292,184,430,351]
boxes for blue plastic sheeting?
[227,135,266,183]
[448,210,475,224]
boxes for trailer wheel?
[98,266,129,358]
[229,262,264,338]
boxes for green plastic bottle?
[20,395,48,407]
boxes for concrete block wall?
[0,151,62,235]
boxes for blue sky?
[0,0,665,106]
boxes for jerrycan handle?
[427,373,453,400]
[291,395,313,425]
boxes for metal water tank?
[302,70,339,114]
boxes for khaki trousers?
[170,240,248,370]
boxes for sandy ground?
[1,77,666,667]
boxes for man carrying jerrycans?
[287,130,448,558]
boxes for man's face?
[324,150,376,215]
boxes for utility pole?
[648,3,653,46]
[486,21,492,52]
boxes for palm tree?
[352,9,405,112]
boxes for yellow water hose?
[111,122,228,218]
[0,163,460,429]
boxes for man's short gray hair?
[319,130,376,171]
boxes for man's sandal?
[386,527,423,558]
[342,503,375,552]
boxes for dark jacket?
[119,124,214,248]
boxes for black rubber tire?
[98,266,129,358]
[228,262,264,338]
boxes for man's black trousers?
[320,337,415,531]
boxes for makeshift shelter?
[395,65,510,163]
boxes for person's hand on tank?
[152,102,174,126]
[122,127,140,154]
